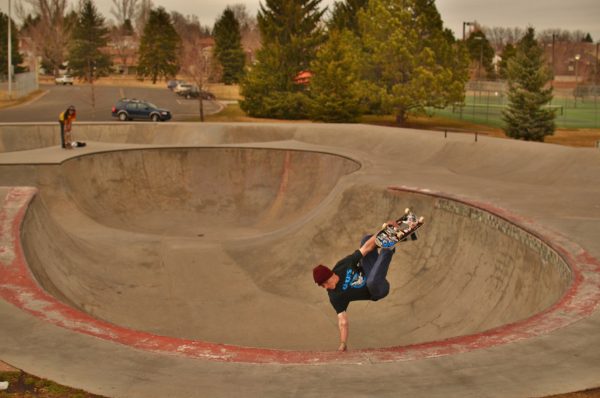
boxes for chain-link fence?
[433,80,600,129]
[0,72,39,100]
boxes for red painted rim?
[1,186,599,364]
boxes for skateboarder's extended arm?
[337,311,349,352]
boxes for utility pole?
[551,33,556,88]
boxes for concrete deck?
[0,122,599,397]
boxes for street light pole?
[7,0,12,99]
[478,40,483,81]
[574,54,581,108]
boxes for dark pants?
[360,234,395,300]
[59,122,65,148]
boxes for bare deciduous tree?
[109,23,136,73]
[537,29,590,44]
[480,26,525,51]
[135,0,153,35]
[170,11,210,43]
[180,39,212,121]
[18,0,73,75]
[110,0,138,27]
[229,3,255,32]
[229,3,260,64]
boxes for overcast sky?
[2,0,599,41]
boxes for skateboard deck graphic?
[375,208,425,249]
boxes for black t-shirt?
[327,250,372,313]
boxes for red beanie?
[313,264,333,285]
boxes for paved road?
[0,84,221,122]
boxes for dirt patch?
[0,362,16,372]
[0,367,597,397]
[0,370,107,397]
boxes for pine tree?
[308,30,361,122]
[502,27,555,142]
[356,0,469,123]
[137,7,181,84]
[0,12,24,76]
[68,1,112,82]
[497,43,516,80]
[213,7,246,85]
[327,0,368,34]
[465,30,496,79]
[240,0,326,119]
[68,0,112,113]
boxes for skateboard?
[375,208,425,249]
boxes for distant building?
[543,41,599,86]
[106,34,139,75]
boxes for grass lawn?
[432,93,600,130]
[206,103,600,148]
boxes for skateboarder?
[313,221,399,352]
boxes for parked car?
[111,98,172,122]
[180,87,216,101]
[55,74,74,85]
[173,82,193,94]
[167,79,183,90]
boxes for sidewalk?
[0,90,47,110]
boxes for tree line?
[239,0,557,142]
[3,0,574,141]
[2,0,246,84]
[241,0,470,124]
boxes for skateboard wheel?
[382,223,388,229]
[418,216,425,223]
[404,208,410,214]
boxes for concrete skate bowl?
[6,145,579,362]
[43,147,360,236]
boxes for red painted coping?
[1,186,599,365]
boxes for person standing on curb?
[58,105,86,149]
